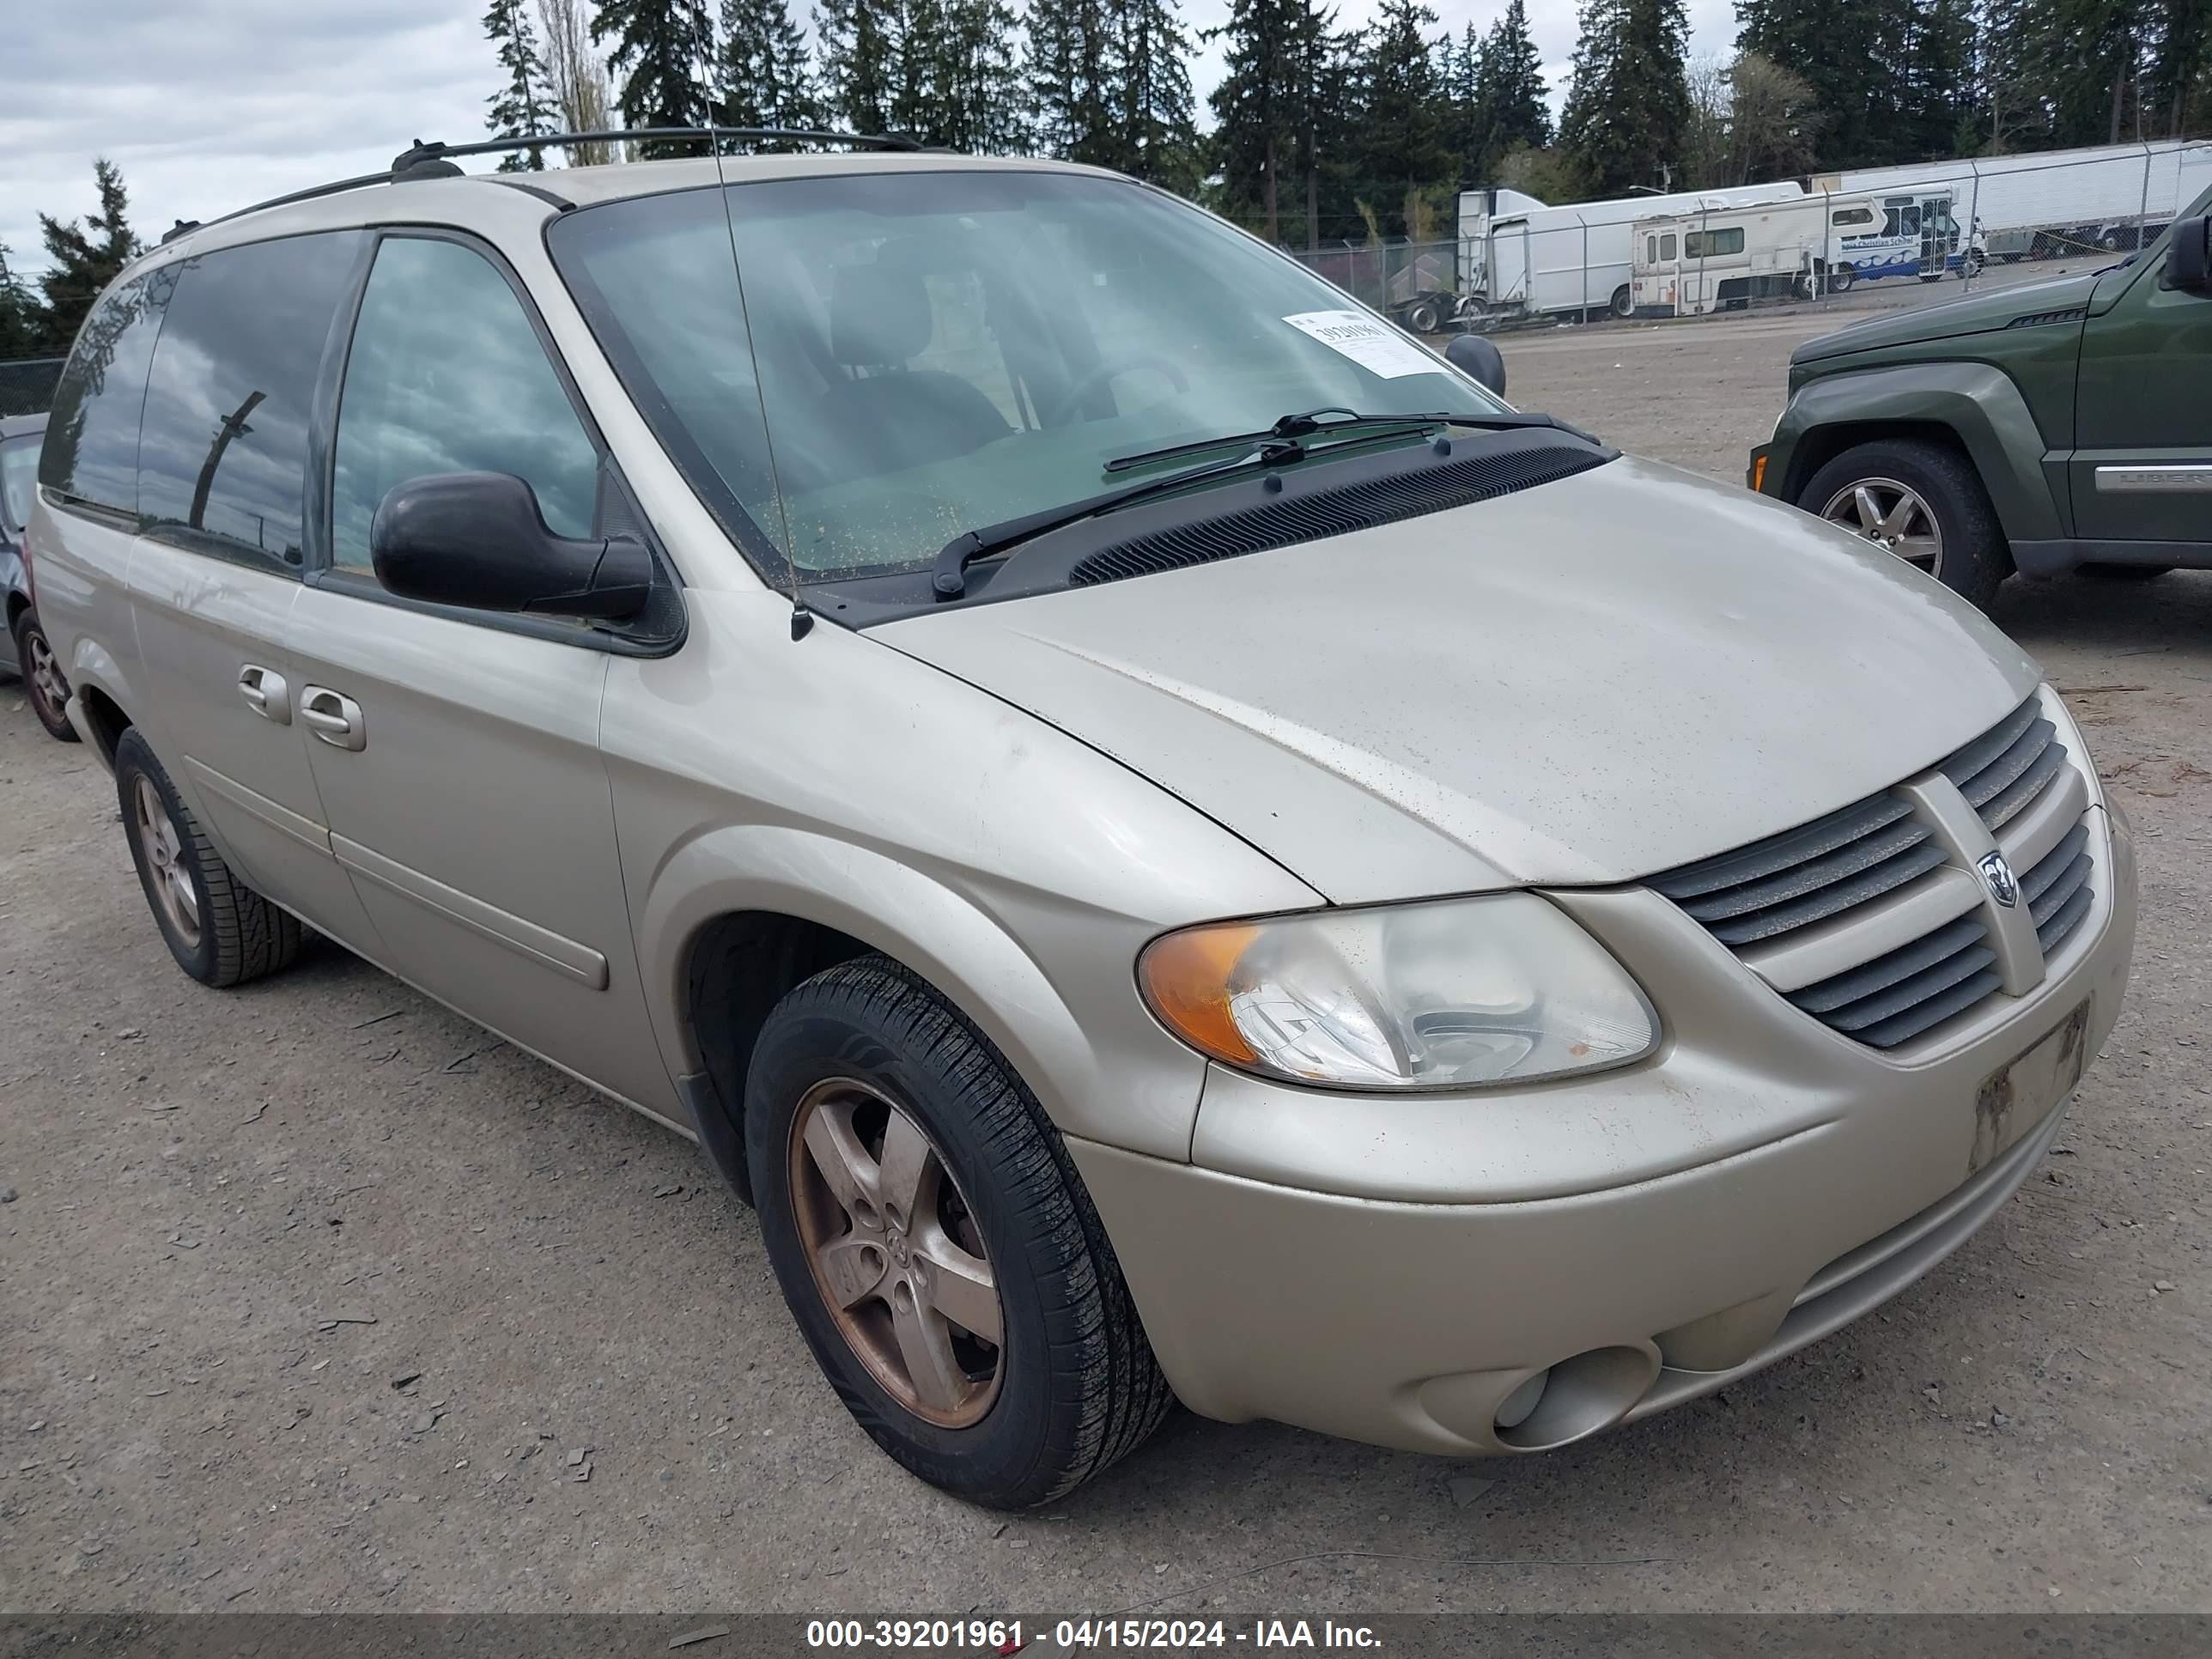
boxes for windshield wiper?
[1103,406,1578,475]
[931,422,1436,599]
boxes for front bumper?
[1070,805,2136,1456]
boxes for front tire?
[12,610,77,743]
[746,956,1171,1508]
[1800,439,2010,611]
[115,728,302,987]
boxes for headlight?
[1139,894,1657,1091]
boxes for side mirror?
[2165,216,2209,293]
[1444,333,1507,398]
[369,472,654,621]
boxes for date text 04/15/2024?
[804,1619,1384,1650]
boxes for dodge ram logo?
[1977,850,2021,908]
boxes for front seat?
[806,262,1011,487]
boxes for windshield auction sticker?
[1280,309,1442,378]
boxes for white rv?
[1456,180,1806,320]
[1627,186,1981,316]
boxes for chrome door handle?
[300,685,366,751]
[237,665,290,724]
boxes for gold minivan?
[29,136,2135,1507]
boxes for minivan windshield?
[550,169,1511,584]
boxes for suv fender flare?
[1772,362,2064,544]
[635,823,1209,1164]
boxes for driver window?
[331,237,599,580]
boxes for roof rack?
[184,126,931,238]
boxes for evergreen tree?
[1560,0,1692,195]
[719,0,820,133]
[1352,0,1453,233]
[1208,0,1325,241]
[1120,0,1202,188]
[2146,0,2209,137]
[38,159,138,354]
[816,0,899,133]
[591,0,714,152]
[1475,0,1553,174]
[1905,0,1980,159]
[0,245,45,361]
[1441,24,1484,174]
[902,0,1026,150]
[484,0,556,167]
[1026,0,1119,165]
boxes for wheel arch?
[647,825,1167,1202]
[1771,363,2065,544]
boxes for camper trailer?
[1456,180,1807,321]
[1629,187,1984,317]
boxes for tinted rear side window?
[137,231,364,571]
[37,270,174,517]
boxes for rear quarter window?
[135,230,366,571]
[37,270,174,518]
[2,435,42,534]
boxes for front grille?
[1652,695,2098,1050]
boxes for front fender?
[635,823,1213,1163]
[1769,362,2065,544]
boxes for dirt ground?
[3,306,2208,1618]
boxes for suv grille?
[1651,696,2096,1050]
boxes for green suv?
[1751,185,2211,610]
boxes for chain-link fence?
[1287,140,2212,336]
[0,356,64,418]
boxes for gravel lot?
[3,303,2208,1617]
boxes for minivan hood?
[1792,270,2101,364]
[877,458,2042,905]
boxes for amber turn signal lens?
[1138,922,1260,1065]
[1750,453,1768,493]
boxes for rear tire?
[12,610,77,743]
[1799,439,2010,612]
[1831,263,1857,293]
[1609,284,1633,319]
[746,955,1171,1509]
[1404,297,1443,335]
[114,728,302,987]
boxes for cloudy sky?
[5,0,1739,286]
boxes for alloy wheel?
[787,1077,1004,1427]
[25,628,69,726]
[1820,477,1942,578]
[133,775,202,948]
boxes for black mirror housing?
[369,471,654,621]
[2166,216,2210,294]
[1444,332,1507,398]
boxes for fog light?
[1494,1369,1549,1431]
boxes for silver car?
[27,142,2136,1508]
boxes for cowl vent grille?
[1066,442,1609,588]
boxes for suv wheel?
[1800,440,2008,611]
[746,955,1171,1508]
[12,610,78,743]
[115,728,303,987]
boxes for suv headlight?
[1139,894,1657,1091]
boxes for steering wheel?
[1044,355,1189,425]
